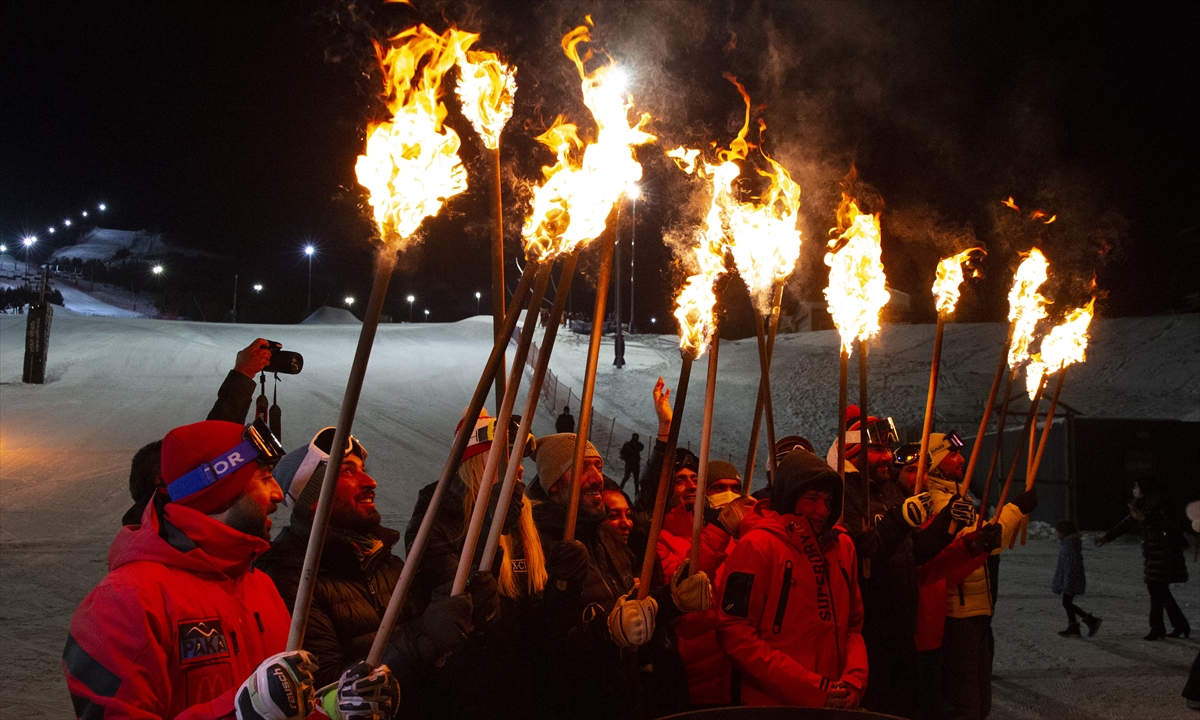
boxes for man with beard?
[259,427,482,703]
[715,448,868,708]
[529,432,711,719]
[830,407,966,718]
[64,420,398,720]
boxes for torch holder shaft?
[691,334,720,576]
[915,316,946,494]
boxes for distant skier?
[619,432,644,491]
[555,404,575,433]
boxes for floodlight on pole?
[407,295,415,322]
[64,219,72,227]
[152,265,163,275]
[424,309,430,322]
[475,291,481,315]
[304,244,316,314]
[345,296,355,307]
[253,284,263,292]
[0,244,6,253]
[48,227,55,234]
[98,203,107,211]
[81,211,88,217]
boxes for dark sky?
[2,0,1197,327]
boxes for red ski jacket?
[715,513,868,707]
[64,500,291,719]
[656,504,734,705]
[914,534,986,652]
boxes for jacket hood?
[109,497,271,579]
[771,449,844,536]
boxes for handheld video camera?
[264,341,303,375]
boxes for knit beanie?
[273,427,368,518]
[534,433,600,494]
[161,421,257,515]
[707,460,741,483]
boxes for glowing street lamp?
[304,244,316,313]
[345,296,355,307]
[253,283,263,292]
[98,203,107,212]
[151,264,163,275]
[81,211,88,218]
[48,227,55,234]
[63,219,72,227]
[424,309,430,322]
[475,291,481,315]
[407,295,415,323]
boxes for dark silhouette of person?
[619,433,644,492]
[555,405,575,434]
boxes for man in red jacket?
[63,420,398,720]
[716,448,868,708]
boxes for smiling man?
[258,428,476,700]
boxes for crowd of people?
[62,338,1194,720]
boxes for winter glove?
[962,522,1004,556]
[1012,487,1038,515]
[400,590,472,666]
[670,561,712,613]
[546,539,590,588]
[466,571,500,630]
[235,650,317,720]
[486,480,525,535]
[949,495,976,527]
[607,592,658,648]
[717,496,755,537]
[901,492,933,527]
[823,681,862,709]
[316,662,400,720]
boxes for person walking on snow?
[64,420,397,720]
[619,432,644,494]
[1052,520,1101,637]
[555,405,575,434]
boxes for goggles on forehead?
[285,427,367,509]
[929,431,964,456]
[464,415,537,460]
[168,419,284,502]
[845,416,898,447]
[892,443,925,468]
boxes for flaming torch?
[456,45,517,409]
[970,248,1050,531]
[824,193,890,535]
[1000,298,1095,543]
[289,24,478,653]
[914,249,984,493]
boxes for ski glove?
[717,496,756,537]
[235,650,317,720]
[901,492,933,527]
[949,495,976,527]
[466,571,500,630]
[607,592,658,648]
[962,522,1003,556]
[546,539,590,588]
[670,561,712,613]
[1012,488,1038,514]
[316,662,400,720]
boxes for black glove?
[466,571,500,630]
[963,523,1003,556]
[546,540,590,587]
[949,495,976,527]
[486,480,525,535]
[1012,488,1038,515]
[418,591,472,663]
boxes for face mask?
[708,490,739,509]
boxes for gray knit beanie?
[534,433,601,494]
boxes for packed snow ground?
[1,311,1197,718]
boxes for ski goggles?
[929,431,964,458]
[285,427,367,508]
[844,416,898,447]
[168,419,284,502]
[892,443,925,468]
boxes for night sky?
[3,0,1197,330]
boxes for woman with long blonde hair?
[403,411,547,719]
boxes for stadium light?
[81,211,88,217]
[475,291,481,314]
[407,295,415,322]
[48,227,55,234]
[98,203,107,211]
[345,296,355,306]
[151,265,163,275]
[0,244,6,253]
[64,219,72,227]
[625,182,641,200]
[253,284,263,292]
[304,244,316,313]
[650,317,656,325]
[424,309,430,322]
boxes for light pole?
[0,244,6,272]
[22,236,37,279]
[424,309,430,322]
[475,291,481,315]
[253,283,263,292]
[628,185,639,334]
[407,295,415,323]
[304,245,316,314]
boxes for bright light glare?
[475,291,481,299]
[345,296,355,306]
[625,183,641,200]
[650,317,656,324]
[98,203,107,211]
[23,236,36,247]
[609,66,629,93]
[407,295,415,303]
[253,284,263,292]
[48,227,55,234]
[64,220,72,226]
[152,265,163,275]
[304,245,315,256]
[0,245,7,253]
[81,211,88,217]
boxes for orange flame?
[1006,248,1051,368]
[932,248,985,315]
[667,78,801,353]
[355,25,474,249]
[455,46,517,150]
[521,21,655,262]
[1025,297,1095,397]
[824,194,890,353]
[1003,196,1020,211]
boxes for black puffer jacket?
[404,480,542,720]
[841,471,954,640]
[1102,489,1190,585]
[257,517,410,688]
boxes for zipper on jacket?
[254,612,265,633]
[773,561,793,634]
[230,630,239,654]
